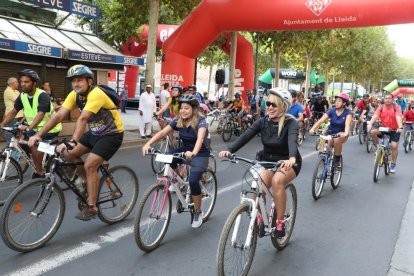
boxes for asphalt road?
[0,133,413,276]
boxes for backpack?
[76,85,120,111]
[381,103,397,113]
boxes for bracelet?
[69,139,78,146]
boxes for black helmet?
[171,84,183,94]
[235,92,241,98]
[288,89,297,98]
[178,94,199,107]
[363,93,370,99]
[187,84,197,91]
[66,64,94,80]
[18,69,40,82]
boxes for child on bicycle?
[219,88,301,238]
[310,93,352,166]
[143,94,210,228]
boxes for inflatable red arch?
[162,0,414,93]
[122,24,253,97]
[382,79,414,97]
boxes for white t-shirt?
[160,89,170,107]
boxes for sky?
[387,23,414,60]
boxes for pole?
[253,33,260,90]
[228,32,237,99]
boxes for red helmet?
[335,92,350,103]
[199,103,209,114]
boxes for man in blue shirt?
[395,94,408,113]
[246,90,259,118]
[287,90,304,125]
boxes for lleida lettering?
[28,44,52,56]
[234,69,245,92]
[72,1,98,17]
[161,74,184,82]
[160,28,176,43]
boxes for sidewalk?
[388,179,414,275]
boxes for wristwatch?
[25,127,30,132]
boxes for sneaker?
[75,205,98,221]
[141,136,147,139]
[0,200,4,207]
[146,135,153,138]
[192,211,204,228]
[273,219,285,238]
[31,172,45,179]
[390,163,396,173]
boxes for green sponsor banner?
[383,79,398,92]
[398,80,414,87]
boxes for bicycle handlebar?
[147,148,187,162]
[223,154,285,169]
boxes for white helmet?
[268,87,293,110]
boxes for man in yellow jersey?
[29,65,124,221]
[1,69,62,178]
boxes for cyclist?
[219,88,301,238]
[367,93,403,173]
[287,90,304,125]
[246,90,259,119]
[227,92,245,129]
[309,93,352,166]
[403,102,414,133]
[311,96,328,121]
[28,64,124,220]
[142,94,210,228]
[353,93,370,116]
[360,96,379,137]
[1,69,62,178]
[395,94,408,113]
[157,84,182,119]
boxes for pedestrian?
[42,81,61,111]
[159,82,171,118]
[138,84,156,139]
[120,84,128,113]
[3,77,24,143]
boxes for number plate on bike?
[155,154,173,164]
[38,142,55,155]
[379,127,390,132]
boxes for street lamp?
[315,71,320,94]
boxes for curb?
[388,179,414,275]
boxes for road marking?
[6,150,319,276]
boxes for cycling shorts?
[378,131,400,143]
[79,131,123,161]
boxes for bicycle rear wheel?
[366,135,373,153]
[373,150,381,183]
[311,157,326,200]
[271,183,297,250]
[330,157,343,189]
[404,132,411,153]
[358,125,365,144]
[217,203,257,276]
[199,169,217,222]
[134,183,171,252]
[1,179,65,252]
[151,137,168,174]
[97,166,139,224]
[222,122,233,142]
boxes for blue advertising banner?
[20,0,99,19]
[0,37,62,58]
[68,50,144,66]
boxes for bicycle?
[372,127,395,182]
[0,139,139,252]
[403,122,414,154]
[311,133,343,200]
[314,122,330,151]
[134,149,217,252]
[358,118,367,144]
[222,113,256,142]
[216,155,297,276]
[297,124,307,146]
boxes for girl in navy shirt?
[310,93,352,165]
[143,94,210,228]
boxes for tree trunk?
[324,62,329,95]
[274,49,281,88]
[304,51,312,99]
[207,64,213,96]
[351,75,355,97]
[228,32,237,99]
[145,0,160,88]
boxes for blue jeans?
[121,99,128,113]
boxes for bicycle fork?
[30,182,55,218]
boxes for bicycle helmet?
[171,84,183,93]
[199,103,209,114]
[187,84,197,91]
[234,92,241,98]
[18,69,40,82]
[288,89,297,98]
[268,87,293,110]
[335,92,350,103]
[66,64,94,80]
[178,94,199,107]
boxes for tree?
[146,0,160,88]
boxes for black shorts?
[378,131,400,143]
[256,151,302,176]
[79,131,124,161]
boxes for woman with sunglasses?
[219,88,301,238]
[309,93,352,166]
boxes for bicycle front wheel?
[151,137,168,174]
[373,150,381,183]
[0,157,24,204]
[134,183,171,252]
[97,166,139,224]
[200,169,217,222]
[358,125,365,144]
[311,157,326,200]
[271,183,297,250]
[1,179,65,252]
[366,136,373,153]
[222,122,233,142]
[404,132,411,153]
[217,203,257,276]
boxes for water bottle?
[74,176,86,194]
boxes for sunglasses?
[265,101,278,108]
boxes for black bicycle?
[0,139,139,252]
